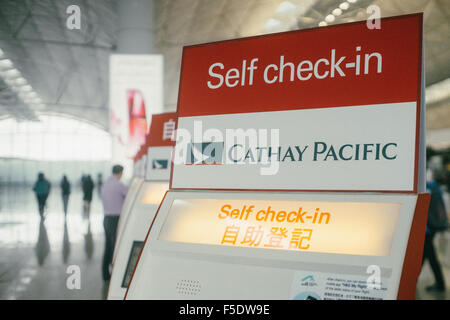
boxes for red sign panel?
[177,14,422,117]
[146,112,178,147]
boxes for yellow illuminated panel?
[158,199,401,256]
[139,182,169,205]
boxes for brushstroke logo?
[152,159,169,169]
[186,142,224,165]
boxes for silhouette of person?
[33,172,51,219]
[97,173,103,196]
[61,175,71,217]
[422,169,447,292]
[82,174,94,220]
[100,165,128,282]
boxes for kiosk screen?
[121,241,144,288]
[158,198,401,256]
[139,182,169,205]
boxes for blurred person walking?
[421,169,448,292]
[100,165,128,282]
[60,175,71,217]
[82,174,95,220]
[33,172,51,219]
[97,172,103,197]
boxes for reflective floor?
[0,185,106,300]
[0,185,448,300]
[417,230,450,300]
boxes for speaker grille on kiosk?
[176,279,201,296]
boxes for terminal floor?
[0,185,106,300]
[0,185,449,300]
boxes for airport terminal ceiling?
[0,0,449,133]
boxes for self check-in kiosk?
[126,14,429,300]
[108,113,177,300]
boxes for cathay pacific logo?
[152,159,168,169]
[183,141,397,166]
[173,120,399,176]
[186,142,224,165]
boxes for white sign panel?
[146,146,173,181]
[172,102,416,191]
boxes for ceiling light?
[325,14,335,23]
[26,91,37,97]
[0,53,43,112]
[19,92,38,100]
[4,78,16,86]
[19,84,32,92]
[318,21,328,27]
[0,59,13,69]
[332,8,343,16]
[339,2,350,10]
[1,68,20,79]
[348,0,357,3]
[14,77,27,86]
[28,97,42,104]
[6,77,27,88]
